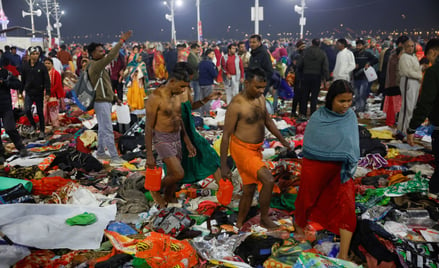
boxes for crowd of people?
[1,31,439,264]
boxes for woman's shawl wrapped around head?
[303,107,360,183]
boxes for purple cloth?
[153,130,182,160]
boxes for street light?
[36,0,52,47]
[22,0,42,38]
[163,0,179,44]
[196,0,201,43]
[294,0,306,39]
[35,0,64,47]
[251,0,263,35]
[53,1,64,45]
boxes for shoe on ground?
[110,157,126,167]
[38,132,45,140]
[19,149,29,157]
[95,152,111,161]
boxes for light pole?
[254,0,259,34]
[294,0,306,39]
[43,0,52,46]
[36,0,64,47]
[251,0,263,35]
[196,0,202,43]
[23,0,42,38]
[52,0,64,45]
[164,0,180,44]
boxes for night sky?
[3,0,439,43]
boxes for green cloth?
[165,101,220,184]
[65,212,97,226]
[132,257,152,268]
[189,214,209,225]
[265,239,312,266]
[355,187,390,210]
[270,193,297,211]
[0,177,32,192]
[384,172,429,197]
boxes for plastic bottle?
[144,166,162,191]
[217,178,233,206]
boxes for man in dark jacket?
[353,39,378,113]
[198,49,218,116]
[289,40,306,117]
[354,39,378,112]
[0,68,28,164]
[10,46,22,73]
[321,39,336,73]
[163,42,177,77]
[20,46,51,139]
[407,38,439,195]
[249,34,275,110]
[297,39,329,117]
[249,34,274,91]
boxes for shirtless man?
[145,63,196,207]
[220,67,290,229]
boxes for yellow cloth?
[127,79,146,110]
[387,148,400,159]
[153,52,168,80]
[369,129,394,140]
[79,130,97,147]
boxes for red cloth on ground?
[76,136,92,153]
[294,158,357,234]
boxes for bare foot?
[293,222,306,241]
[165,196,178,204]
[260,217,279,230]
[150,191,167,208]
[337,254,350,261]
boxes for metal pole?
[254,0,259,34]
[300,0,305,39]
[171,0,176,44]
[29,0,35,37]
[196,0,200,43]
[44,0,51,48]
[54,0,61,45]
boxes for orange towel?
[230,134,265,185]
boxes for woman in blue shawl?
[294,80,360,261]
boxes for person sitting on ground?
[294,79,360,261]
[220,67,290,230]
[144,63,197,208]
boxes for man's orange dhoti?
[230,134,265,185]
